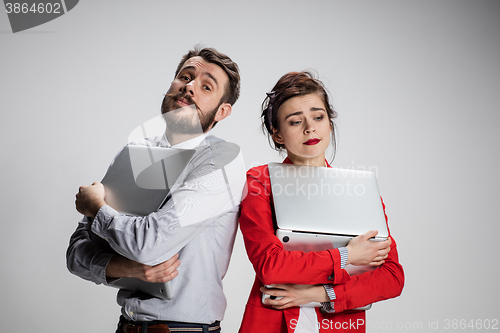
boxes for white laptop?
[89,145,196,300]
[266,162,389,310]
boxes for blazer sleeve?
[332,198,405,312]
[239,168,351,286]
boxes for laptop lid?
[268,162,388,238]
[101,145,196,216]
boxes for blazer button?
[328,275,334,281]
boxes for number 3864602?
[444,319,498,330]
[5,3,62,14]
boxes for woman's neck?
[286,152,326,167]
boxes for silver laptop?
[102,145,196,216]
[267,162,389,310]
[90,145,196,300]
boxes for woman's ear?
[272,128,284,145]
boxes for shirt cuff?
[91,205,119,240]
[90,252,116,285]
[338,246,348,269]
[320,284,336,313]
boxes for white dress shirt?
[67,132,246,324]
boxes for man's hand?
[261,284,329,310]
[346,230,392,266]
[106,253,181,283]
[75,182,106,219]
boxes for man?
[67,46,245,333]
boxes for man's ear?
[272,128,284,145]
[214,103,232,122]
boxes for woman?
[238,72,404,333]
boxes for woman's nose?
[304,121,315,134]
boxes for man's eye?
[180,75,190,81]
[203,85,212,92]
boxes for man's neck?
[166,131,205,147]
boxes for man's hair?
[175,46,241,106]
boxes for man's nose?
[182,80,195,96]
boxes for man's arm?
[76,144,246,266]
[66,217,180,284]
[106,254,180,283]
[66,217,115,285]
[75,182,106,220]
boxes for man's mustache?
[164,92,200,111]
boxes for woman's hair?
[261,71,338,158]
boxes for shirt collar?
[162,132,209,149]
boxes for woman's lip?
[303,139,320,145]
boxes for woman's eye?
[290,120,301,126]
[315,115,324,121]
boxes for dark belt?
[118,316,221,333]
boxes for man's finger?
[157,269,179,283]
[156,258,181,273]
[163,260,181,275]
[165,253,179,265]
[155,253,179,269]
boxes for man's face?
[161,56,230,134]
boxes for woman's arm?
[331,199,404,312]
[261,284,330,309]
[240,167,404,310]
[240,168,349,286]
[332,236,404,312]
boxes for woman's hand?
[261,284,329,310]
[346,230,391,266]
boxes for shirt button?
[128,311,134,317]
[328,275,334,281]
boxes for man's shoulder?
[195,135,242,169]
[127,135,166,147]
[204,134,225,145]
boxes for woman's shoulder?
[247,164,269,180]
[245,164,272,195]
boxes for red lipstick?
[303,139,320,145]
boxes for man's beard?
[161,92,218,134]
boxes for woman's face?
[273,93,332,166]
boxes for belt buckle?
[149,323,171,333]
[124,322,139,333]
[119,322,141,333]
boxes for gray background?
[1,0,499,332]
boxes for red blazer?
[238,160,404,333]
